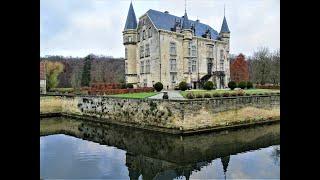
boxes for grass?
[108,92,159,99]
[49,87,75,93]
[180,89,280,98]
[40,96,63,113]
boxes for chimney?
[164,11,169,14]
[196,19,200,23]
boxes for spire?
[181,0,191,30]
[124,2,137,30]
[182,12,191,30]
[220,16,230,33]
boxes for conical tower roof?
[124,2,137,30]
[182,11,191,30]
[220,16,230,33]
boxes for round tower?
[123,2,138,85]
[181,11,192,76]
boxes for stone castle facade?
[123,2,230,89]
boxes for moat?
[40,117,280,179]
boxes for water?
[40,118,280,179]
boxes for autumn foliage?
[230,54,249,83]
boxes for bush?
[186,93,195,99]
[246,81,253,89]
[228,81,237,90]
[126,83,134,89]
[230,92,237,97]
[120,83,126,89]
[222,92,230,97]
[204,93,212,98]
[196,94,203,98]
[203,81,214,90]
[238,81,247,89]
[236,90,245,96]
[153,82,163,92]
[212,93,221,97]
[179,81,188,91]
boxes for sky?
[40,0,280,58]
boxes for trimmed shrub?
[120,83,126,89]
[228,81,237,90]
[212,93,221,97]
[222,92,230,97]
[204,93,212,98]
[179,81,188,91]
[237,91,245,96]
[196,94,203,98]
[203,81,214,90]
[238,81,247,89]
[230,92,237,96]
[154,82,163,92]
[186,92,195,99]
[126,83,134,89]
[246,81,253,89]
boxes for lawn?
[108,92,159,99]
[180,89,280,98]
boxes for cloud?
[40,0,280,57]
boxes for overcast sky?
[40,0,280,58]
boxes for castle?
[123,2,230,89]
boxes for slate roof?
[146,9,219,40]
[220,16,230,33]
[124,2,137,30]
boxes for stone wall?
[43,95,280,132]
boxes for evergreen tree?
[81,54,93,87]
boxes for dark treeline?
[40,55,125,88]
[229,47,280,85]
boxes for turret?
[181,11,192,74]
[123,2,138,85]
[219,16,230,52]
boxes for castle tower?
[123,2,138,85]
[181,11,193,80]
[219,12,230,53]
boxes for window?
[137,33,140,41]
[143,30,145,40]
[125,48,128,59]
[207,46,213,58]
[192,59,197,72]
[145,44,150,57]
[148,27,152,38]
[128,36,132,42]
[125,62,128,74]
[188,59,192,73]
[191,45,197,57]
[188,42,196,57]
[170,59,177,72]
[140,45,144,58]
[145,60,150,73]
[188,42,192,56]
[170,73,177,83]
[143,79,147,87]
[220,49,224,71]
[140,61,144,73]
[170,42,176,55]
